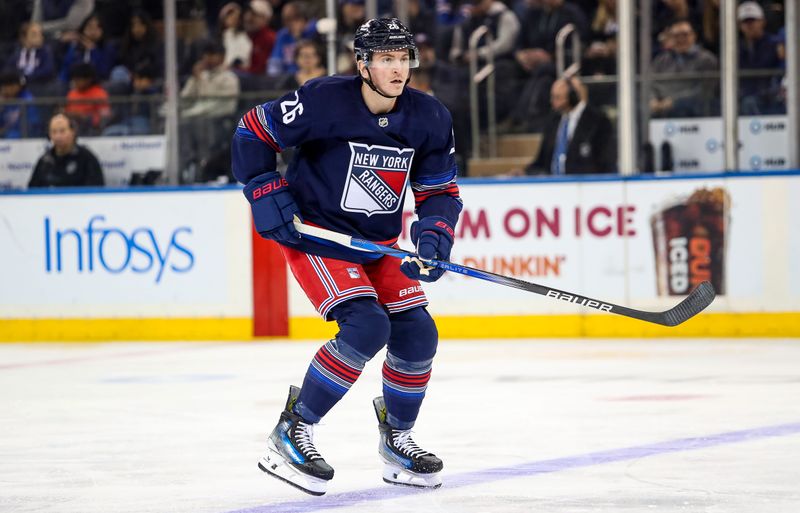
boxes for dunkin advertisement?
[286,174,797,318]
[651,187,728,296]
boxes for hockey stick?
[292,219,715,327]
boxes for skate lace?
[295,422,321,460]
[391,429,430,459]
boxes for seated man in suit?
[523,76,616,175]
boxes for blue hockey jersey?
[232,75,462,262]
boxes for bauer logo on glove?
[251,177,289,200]
[243,171,302,245]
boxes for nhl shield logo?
[341,142,414,216]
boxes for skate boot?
[258,386,334,496]
[373,396,443,488]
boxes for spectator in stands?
[701,0,720,54]
[656,20,674,53]
[584,0,617,70]
[268,0,288,30]
[407,0,437,44]
[582,0,618,107]
[761,0,785,35]
[737,1,783,115]
[650,19,718,118]
[505,0,588,131]
[65,62,111,134]
[244,0,277,75]
[449,0,520,117]
[28,113,104,188]
[59,13,117,83]
[520,76,615,175]
[103,63,161,136]
[412,32,446,96]
[416,31,437,67]
[443,0,519,160]
[653,0,701,54]
[339,0,366,30]
[181,41,240,119]
[180,41,240,177]
[435,0,470,27]
[219,2,252,70]
[515,0,589,67]
[775,27,786,65]
[33,0,95,37]
[276,39,326,89]
[93,0,131,40]
[0,0,31,48]
[117,11,163,81]
[4,22,56,87]
[569,0,599,18]
[449,0,520,65]
[267,1,319,76]
[337,0,366,60]
[409,67,435,95]
[0,71,40,139]
[411,33,441,93]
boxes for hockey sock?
[382,353,432,429]
[294,299,391,422]
[382,307,438,429]
[294,339,365,423]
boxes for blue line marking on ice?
[224,421,800,513]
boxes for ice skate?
[373,396,443,488]
[258,386,334,496]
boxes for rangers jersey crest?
[341,142,414,216]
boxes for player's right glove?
[400,216,455,282]
[243,171,301,244]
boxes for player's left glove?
[400,216,455,283]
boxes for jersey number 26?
[280,92,304,124]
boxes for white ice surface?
[1,339,799,513]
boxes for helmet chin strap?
[362,66,411,99]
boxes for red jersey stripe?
[244,110,281,152]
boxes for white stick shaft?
[293,216,372,252]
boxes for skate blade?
[258,450,328,496]
[382,463,442,489]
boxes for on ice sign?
[341,142,414,216]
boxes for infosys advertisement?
[0,190,252,318]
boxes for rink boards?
[1,171,799,340]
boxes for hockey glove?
[243,171,301,244]
[400,216,455,282]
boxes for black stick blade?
[660,281,716,327]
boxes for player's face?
[365,50,411,96]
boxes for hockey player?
[232,18,462,495]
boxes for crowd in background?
[0,0,789,179]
